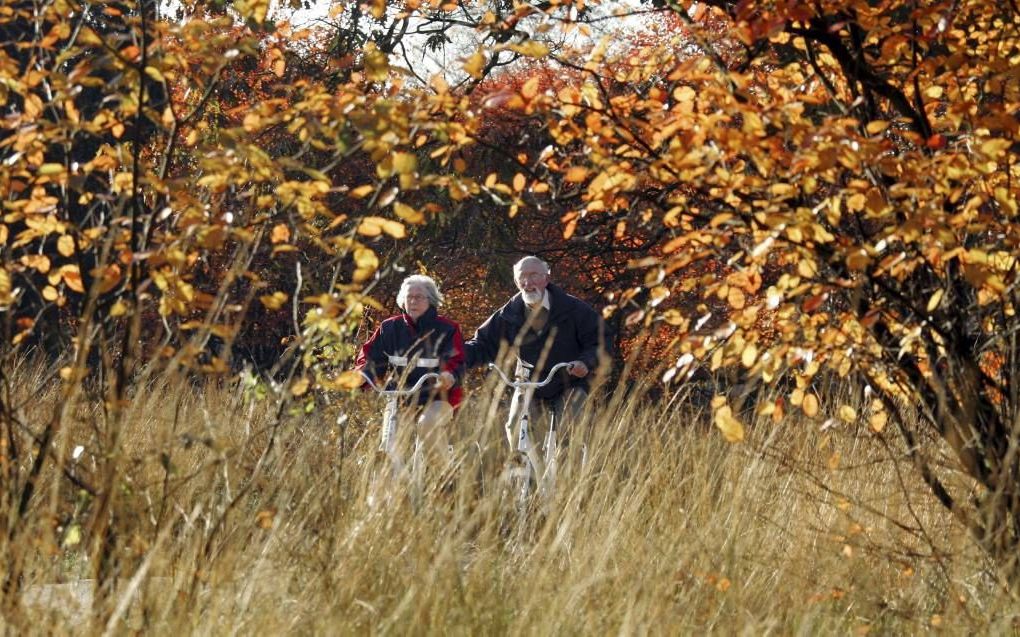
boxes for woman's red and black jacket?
[355,305,465,407]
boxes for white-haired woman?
[355,274,464,456]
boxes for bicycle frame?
[488,360,575,503]
[360,369,440,474]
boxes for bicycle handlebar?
[360,371,441,396]
[487,361,575,389]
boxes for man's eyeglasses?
[405,294,428,302]
[517,272,547,282]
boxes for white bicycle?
[488,360,576,508]
[360,362,443,493]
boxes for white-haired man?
[464,256,610,445]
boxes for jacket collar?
[509,283,566,322]
[402,305,438,331]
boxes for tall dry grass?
[2,361,1017,635]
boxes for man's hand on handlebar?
[568,361,589,378]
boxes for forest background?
[3,0,1020,632]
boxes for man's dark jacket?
[464,283,608,400]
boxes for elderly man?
[465,256,609,445]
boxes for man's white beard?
[522,289,542,305]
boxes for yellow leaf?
[37,163,65,176]
[802,393,819,417]
[356,217,390,238]
[649,285,669,307]
[335,369,365,390]
[260,291,288,310]
[846,250,869,271]
[660,309,686,326]
[790,388,804,406]
[354,216,406,239]
[353,247,378,268]
[21,254,51,273]
[797,258,817,278]
[564,166,588,182]
[144,65,165,83]
[353,247,379,282]
[234,0,268,23]
[255,508,276,529]
[0,268,10,305]
[727,287,745,310]
[838,405,856,423]
[463,51,486,79]
[57,235,75,257]
[827,451,840,471]
[363,42,389,81]
[61,265,84,293]
[511,40,549,58]
[741,342,757,368]
[512,173,526,192]
[563,217,578,240]
[42,285,58,301]
[980,138,1010,157]
[521,76,541,100]
[392,152,417,175]
[558,210,579,240]
[380,219,406,238]
[351,184,375,198]
[67,99,81,124]
[865,120,889,135]
[714,403,745,443]
[62,524,81,547]
[291,377,310,396]
[393,201,424,224]
[243,112,261,132]
[270,224,290,245]
[430,73,449,94]
[110,300,128,317]
[869,409,887,433]
[926,288,943,313]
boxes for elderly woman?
[355,274,464,455]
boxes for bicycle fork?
[541,422,557,497]
[380,397,404,474]
[507,386,550,502]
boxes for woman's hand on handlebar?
[438,371,456,391]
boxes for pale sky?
[273,0,662,86]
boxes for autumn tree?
[460,0,1020,577]
[0,0,504,610]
